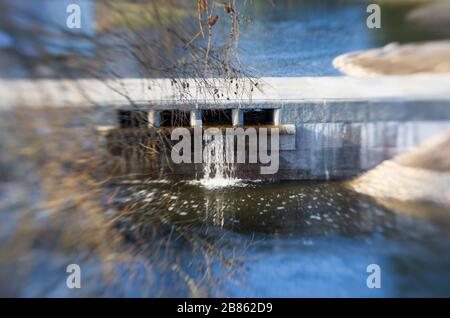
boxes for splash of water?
[199,132,242,189]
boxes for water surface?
[229,0,445,76]
[111,180,450,297]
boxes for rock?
[394,130,450,171]
[349,131,450,206]
[333,40,450,77]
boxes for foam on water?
[198,177,243,189]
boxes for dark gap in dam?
[160,110,190,127]
[117,109,148,128]
[202,109,233,126]
[244,109,274,126]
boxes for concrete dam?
[2,75,450,181]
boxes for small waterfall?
[199,131,241,189]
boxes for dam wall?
[101,99,450,180]
[276,100,450,179]
[2,76,450,180]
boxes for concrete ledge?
[4,76,450,182]
[2,75,450,110]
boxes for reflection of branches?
[112,182,250,296]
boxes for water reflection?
[111,180,450,297]
[115,180,447,238]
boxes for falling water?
[199,131,241,189]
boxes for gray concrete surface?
[2,75,450,110]
[2,76,450,180]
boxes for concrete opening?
[118,110,148,128]
[160,110,190,127]
[202,109,232,126]
[243,109,275,125]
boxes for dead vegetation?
[0,107,249,297]
[0,0,257,296]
